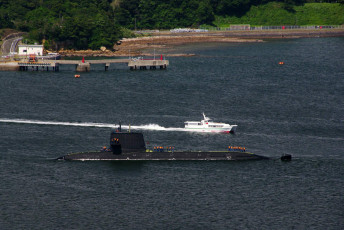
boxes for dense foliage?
[0,0,343,50]
[113,0,310,29]
[0,0,122,50]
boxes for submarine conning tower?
[110,130,146,154]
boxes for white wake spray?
[0,118,186,132]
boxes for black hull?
[58,130,273,161]
[58,151,269,161]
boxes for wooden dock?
[0,58,169,72]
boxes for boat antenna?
[118,121,122,132]
[202,112,210,122]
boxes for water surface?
[0,37,343,229]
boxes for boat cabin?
[184,122,201,127]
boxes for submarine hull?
[58,130,270,161]
[59,151,269,161]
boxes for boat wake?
[0,118,186,132]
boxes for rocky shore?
[58,29,344,57]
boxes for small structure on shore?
[18,44,44,56]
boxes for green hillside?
[1,1,343,50]
[214,3,344,26]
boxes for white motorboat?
[184,113,237,133]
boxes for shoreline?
[58,29,344,57]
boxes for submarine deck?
[59,150,269,161]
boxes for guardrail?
[200,25,344,31]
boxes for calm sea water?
[0,38,343,229]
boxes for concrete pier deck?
[128,59,169,70]
[0,58,169,72]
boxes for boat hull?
[185,125,237,133]
[184,113,237,133]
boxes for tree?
[196,0,215,26]
[215,0,252,17]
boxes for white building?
[18,44,44,56]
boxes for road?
[1,36,22,55]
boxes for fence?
[200,25,344,31]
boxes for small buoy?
[74,74,80,78]
[281,154,292,161]
[279,62,284,65]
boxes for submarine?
[57,126,272,161]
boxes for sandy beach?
[58,29,344,57]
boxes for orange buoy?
[279,62,284,65]
[74,74,80,78]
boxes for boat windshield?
[185,122,202,126]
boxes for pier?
[18,62,59,71]
[0,58,169,72]
[128,58,168,70]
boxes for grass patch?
[213,2,344,26]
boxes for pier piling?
[76,63,90,72]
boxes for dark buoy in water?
[281,154,292,161]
